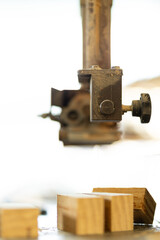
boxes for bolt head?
[100,100,115,115]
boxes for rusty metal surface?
[80,0,112,69]
[45,69,151,144]
[59,123,120,145]
[78,66,122,122]
[51,88,87,108]
[60,93,90,126]
[132,94,151,123]
[52,0,116,145]
[47,82,121,145]
[122,94,152,124]
[43,1,151,145]
[56,90,121,145]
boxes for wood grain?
[0,203,39,238]
[57,194,104,235]
[93,188,156,224]
[85,192,133,232]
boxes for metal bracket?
[78,66,122,122]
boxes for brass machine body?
[42,0,151,145]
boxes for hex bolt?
[100,100,115,115]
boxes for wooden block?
[84,192,133,232]
[0,203,40,238]
[93,188,156,224]
[57,194,104,235]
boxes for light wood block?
[85,192,133,232]
[57,194,104,235]
[93,188,156,224]
[0,203,40,238]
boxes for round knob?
[132,93,151,123]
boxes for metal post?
[80,0,112,69]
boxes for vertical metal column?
[80,0,112,69]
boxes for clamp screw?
[132,93,151,123]
[122,93,151,123]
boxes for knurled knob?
[132,93,151,123]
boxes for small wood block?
[84,192,133,232]
[57,194,104,235]
[93,188,156,224]
[0,203,40,238]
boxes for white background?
[0,0,160,217]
